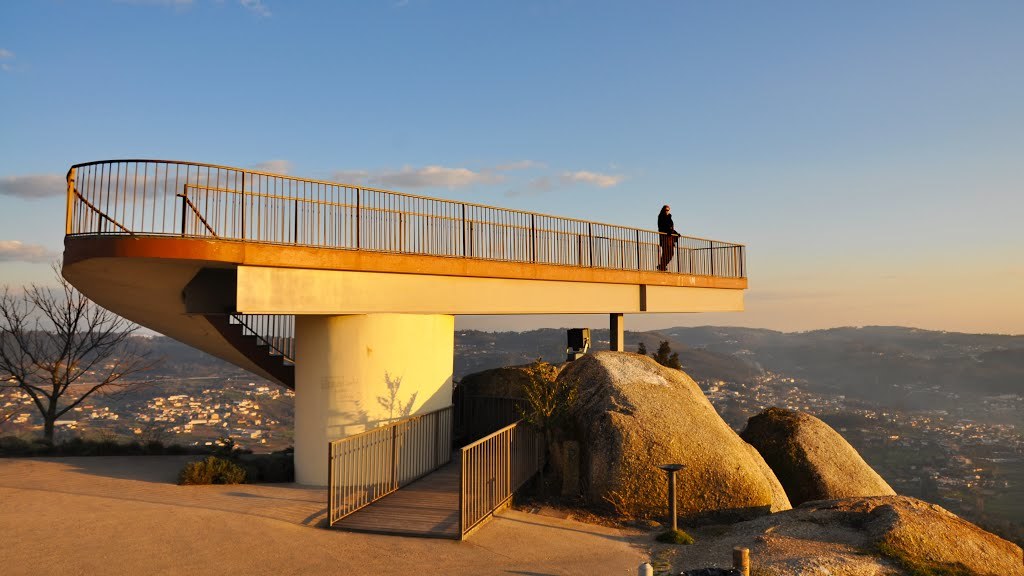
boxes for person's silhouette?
[657,205,679,271]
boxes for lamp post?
[657,463,685,532]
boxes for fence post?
[355,189,361,249]
[588,223,594,267]
[530,214,536,263]
[709,240,715,276]
[390,425,398,490]
[180,190,187,236]
[635,229,641,270]
[65,168,77,235]
[434,411,441,469]
[240,171,246,240]
[327,442,334,525]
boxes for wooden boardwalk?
[332,458,461,539]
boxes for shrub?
[656,528,695,545]
[178,456,247,485]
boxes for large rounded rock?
[674,496,1024,576]
[740,407,895,506]
[561,351,791,522]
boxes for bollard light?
[656,463,686,532]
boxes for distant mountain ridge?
[454,325,1024,413]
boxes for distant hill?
[132,326,1023,415]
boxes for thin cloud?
[251,160,291,175]
[0,241,58,264]
[332,170,371,185]
[333,166,503,190]
[560,170,624,188]
[1,48,14,72]
[505,177,554,198]
[495,160,542,171]
[0,174,65,199]
[240,0,271,16]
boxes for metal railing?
[460,420,544,539]
[228,314,295,363]
[65,159,746,278]
[328,405,453,525]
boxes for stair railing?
[228,314,295,364]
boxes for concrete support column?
[610,313,624,351]
[293,313,454,486]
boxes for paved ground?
[0,456,648,575]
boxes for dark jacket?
[658,212,678,236]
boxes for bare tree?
[0,266,158,442]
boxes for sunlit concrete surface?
[0,456,647,575]
[294,314,455,485]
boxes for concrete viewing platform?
[0,456,646,575]
[61,159,749,489]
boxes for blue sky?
[2,1,1021,334]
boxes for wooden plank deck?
[333,457,461,539]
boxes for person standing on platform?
[657,205,680,271]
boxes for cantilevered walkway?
[61,159,748,534]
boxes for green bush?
[177,456,247,485]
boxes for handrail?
[65,159,747,279]
[228,314,294,363]
[68,158,743,246]
[460,419,544,539]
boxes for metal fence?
[454,393,528,445]
[328,405,453,525]
[460,420,544,539]
[66,159,746,278]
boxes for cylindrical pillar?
[668,469,678,532]
[294,313,455,485]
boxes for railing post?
[506,429,512,501]
[294,199,299,244]
[458,452,465,539]
[434,410,440,468]
[240,172,246,240]
[635,229,641,270]
[390,425,398,490]
[460,203,467,257]
[355,188,361,249]
[180,188,188,237]
[709,240,715,276]
[65,168,76,235]
[530,214,536,263]
[588,223,594,267]
[327,441,334,525]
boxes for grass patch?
[656,528,695,545]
